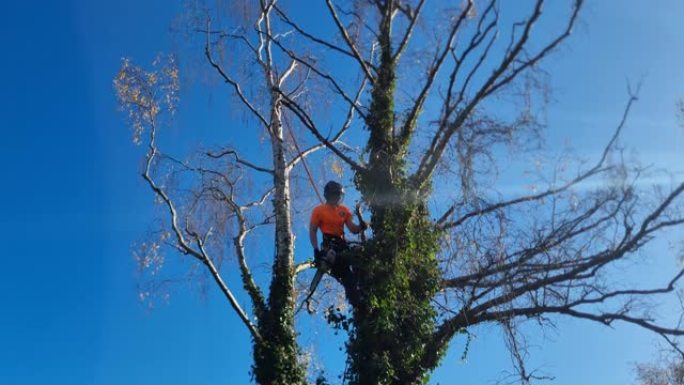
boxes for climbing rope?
[286,124,324,204]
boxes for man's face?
[327,191,344,205]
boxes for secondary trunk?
[252,94,307,385]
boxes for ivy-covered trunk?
[339,205,442,385]
[339,8,445,384]
[252,94,307,385]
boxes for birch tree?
[115,1,684,384]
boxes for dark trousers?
[320,234,359,303]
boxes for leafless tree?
[636,345,684,385]
[115,1,684,384]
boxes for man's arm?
[346,216,368,235]
[345,218,362,234]
[345,204,367,234]
[309,222,319,250]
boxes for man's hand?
[355,201,368,232]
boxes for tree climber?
[297,181,368,314]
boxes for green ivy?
[252,308,307,385]
[322,197,444,385]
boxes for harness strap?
[322,233,347,251]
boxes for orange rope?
[286,125,324,204]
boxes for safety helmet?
[323,181,344,201]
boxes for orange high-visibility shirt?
[310,203,352,238]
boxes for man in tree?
[310,181,366,257]
[300,181,367,312]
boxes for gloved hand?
[313,248,333,269]
[355,202,368,231]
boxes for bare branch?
[278,59,298,86]
[397,1,473,147]
[391,0,426,62]
[442,1,498,122]
[501,319,554,385]
[481,306,684,337]
[295,260,315,275]
[413,0,584,188]
[273,4,376,70]
[278,90,366,172]
[262,30,369,120]
[204,22,271,130]
[285,69,369,173]
[484,0,583,99]
[190,230,263,341]
[244,187,275,210]
[437,91,636,229]
[141,118,262,341]
[425,172,684,377]
[207,149,274,175]
[196,28,261,62]
[325,0,376,84]
[256,0,278,85]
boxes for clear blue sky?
[1,1,683,384]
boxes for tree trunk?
[340,6,445,384]
[253,94,307,385]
